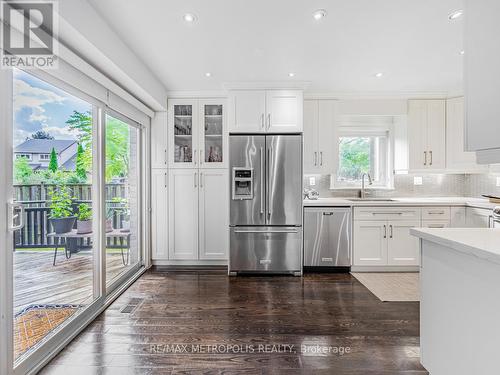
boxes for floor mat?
[351,272,419,302]
[14,304,80,359]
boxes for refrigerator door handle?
[260,147,264,215]
[267,146,272,219]
[233,229,299,234]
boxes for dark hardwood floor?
[39,270,428,375]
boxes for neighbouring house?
[14,139,78,171]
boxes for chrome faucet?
[360,173,373,199]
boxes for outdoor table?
[47,229,131,266]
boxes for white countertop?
[303,196,497,209]
[410,227,500,265]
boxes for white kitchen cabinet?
[266,90,303,133]
[387,221,420,266]
[168,99,226,169]
[353,221,388,266]
[450,206,466,227]
[151,169,168,260]
[228,90,303,133]
[151,112,168,169]
[465,207,492,228]
[408,100,446,170]
[446,97,488,172]
[421,220,450,229]
[168,169,199,260]
[303,99,337,174]
[199,169,229,259]
[465,0,500,163]
[168,168,228,260]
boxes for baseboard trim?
[152,264,228,273]
[152,259,228,266]
[303,266,351,273]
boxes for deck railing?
[13,183,129,250]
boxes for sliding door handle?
[8,203,24,231]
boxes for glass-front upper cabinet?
[168,99,226,168]
[200,99,226,168]
[169,99,199,168]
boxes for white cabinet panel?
[353,221,387,266]
[450,207,466,228]
[151,112,168,169]
[387,221,420,266]
[228,90,266,133]
[303,99,337,174]
[426,100,446,169]
[465,0,500,156]
[266,90,303,133]
[168,169,199,260]
[199,99,227,168]
[408,100,445,170]
[465,207,491,228]
[151,169,168,260]
[446,97,488,172]
[199,169,228,259]
[303,100,319,173]
[317,100,336,173]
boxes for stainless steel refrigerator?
[229,134,302,275]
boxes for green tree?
[48,147,58,173]
[338,137,370,180]
[14,157,33,184]
[31,130,54,139]
[67,111,130,182]
[75,143,87,181]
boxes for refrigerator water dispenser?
[232,168,253,200]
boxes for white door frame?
[0,67,15,375]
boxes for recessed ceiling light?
[374,72,383,78]
[459,50,465,55]
[288,72,295,77]
[448,10,463,20]
[183,13,196,22]
[313,9,327,20]
[205,72,211,77]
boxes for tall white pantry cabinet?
[151,100,229,262]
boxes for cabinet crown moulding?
[223,81,311,90]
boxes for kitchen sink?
[347,198,395,202]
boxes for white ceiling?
[89,0,464,95]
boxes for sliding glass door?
[0,68,147,375]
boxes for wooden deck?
[14,250,131,313]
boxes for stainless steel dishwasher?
[303,207,351,269]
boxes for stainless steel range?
[228,134,303,276]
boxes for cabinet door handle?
[164,172,167,188]
[194,149,197,165]
[194,172,197,188]
[383,225,387,239]
[200,172,203,188]
[389,224,393,239]
[323,212,333,216]
[428,224,445,228]
[267,113,271,130]
[320,151,323,166]
[200,149,203,164]
[261,113,265,129]
[314,152,317,166]
[424,151,427,166]
[429,151,433,166]
[164,149,167,165]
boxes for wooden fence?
[13,184,130,250]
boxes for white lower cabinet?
[151,169,168,260]
[199,169,229,259]
[353,207,421,267]
[387,221,420,266]
[465,207,492,228]
[169,169,199,260]
[168,168,228,260]
[353,221,388,265]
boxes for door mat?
[351,272,419,302]
[14,304,80,359]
